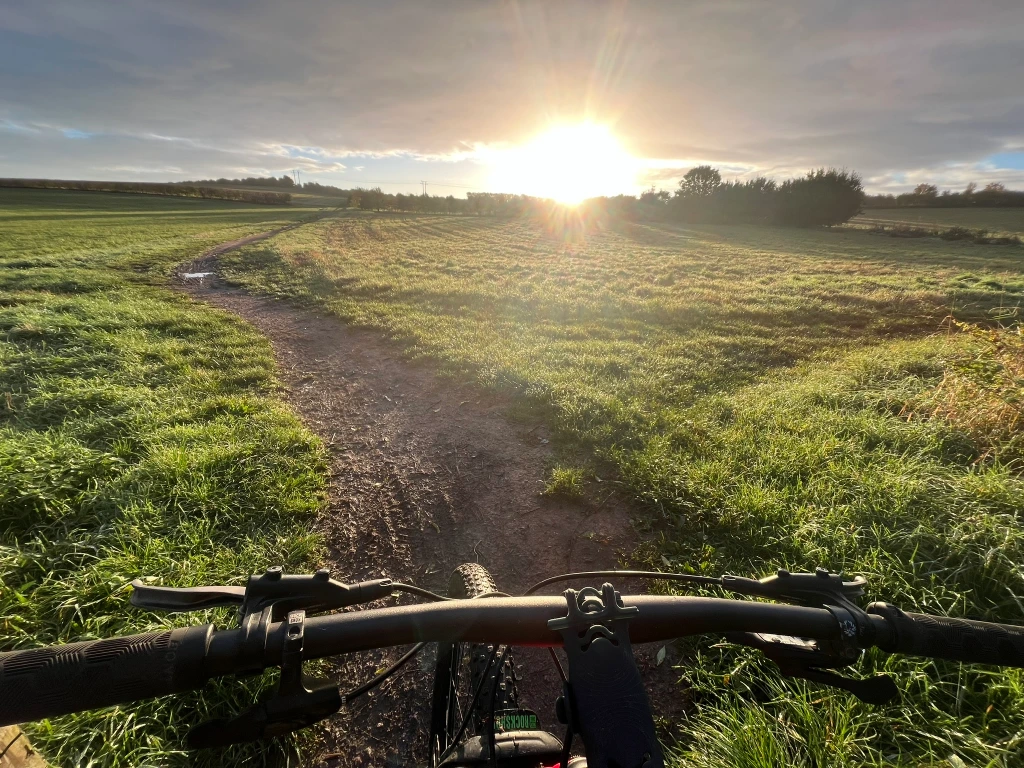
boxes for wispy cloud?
[1,118,39,134]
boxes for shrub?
[938,226,976,241]
[774,168,864,227]
[888,224,933,238]
[867,224,1020,246]
[972,231,1023,245]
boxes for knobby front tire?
[428,564,519,766]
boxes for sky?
[2,0,1023,196]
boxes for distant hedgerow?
[0,178,291,205]
[865,223,1022,245]
[665,167,864,227]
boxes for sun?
[489,123,638,204]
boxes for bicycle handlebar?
[3,595,1024,728]
[868,602,1024,667]
[0,625,213,726]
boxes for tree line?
[865,182,1024,208]
[15,169,1021,225]
[176,167,867,226]
[319,168,865,227]
[171,170,1024,224]
[1,178,292,204]
[178,174,300,190]
[347,187,546,216]
[635,166,864,226]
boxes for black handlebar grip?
[0,624,214,726]
[867,602,1024,668]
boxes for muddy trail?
[180,225,683,767]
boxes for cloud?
[1,118,40,134]
[2,0,1023,192]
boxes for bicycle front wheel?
[428,563,519,766]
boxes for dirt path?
[179,226,679,767]
[179,210,336,277]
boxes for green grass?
[219,213,1024,766]
[543,466,588,499]
[0,188,327,766]
[855,207,1024,236]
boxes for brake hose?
[341,584,512,703]
[342,642,427,703]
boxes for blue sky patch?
[983,152,1024,170]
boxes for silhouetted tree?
[677,166,722,197]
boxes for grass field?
[219,213,1024,766]
[0,188,327,766]
[855,207,1024,236]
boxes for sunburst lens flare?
[489,123,638,205]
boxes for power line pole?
[421,180,428,196]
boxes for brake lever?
[787,666,899,705]
[720,567,898,705]
[725,631,899,705]
[128,567,393,750]
[187,609,341,749]
[130,581,245,612]
[130,566,394,622]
